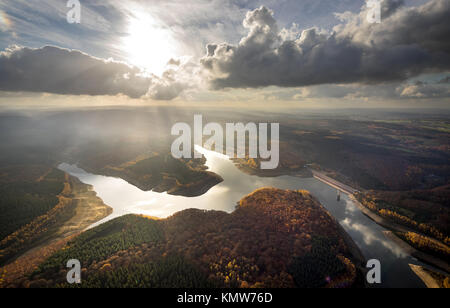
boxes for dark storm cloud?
[0,45,152,98]
[201,0,450,89]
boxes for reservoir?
[59,146,428,288]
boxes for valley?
[0,108,448,288]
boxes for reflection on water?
[58,146,426,288]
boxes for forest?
[20,188,364,288]
[396,232,450,262]
[354,187,450,269]
[288,236,351,288]
[355,188,450,244]
[0,167,71,265]
[277,117,450,191]
[62,256,215,288]
[1,110,449,288]
[109,152,224,196]
[33,214,164,277]
[0,168,65,241]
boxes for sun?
[122,12,176,75]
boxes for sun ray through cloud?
[122,10,178,76]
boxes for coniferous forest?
[22,188,364,288]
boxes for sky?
[0,0,449,108]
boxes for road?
[309,169,358,195]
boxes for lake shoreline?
[56,146,441,288]
[313,171,449,277]
[0,175,112,288]
[409,264,441,288]
[384,231,450,273]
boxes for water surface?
[59,146,427,288]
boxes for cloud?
[0,45,193,100]
[0,0,375,66]
[290,79,450,101]
[147,74,186,101]
[147,57,206,100]
[0,0,125,58]
[1,0,448,103]
[201,0,450,89]
[397,80,450,98]
[0,45,152,98]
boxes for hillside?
[19,188,365,288]
[355,186,450,243]
[0,170,112,285]
[277,118,450,191]
[63,140,223,197]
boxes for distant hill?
[22,188,364,288]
